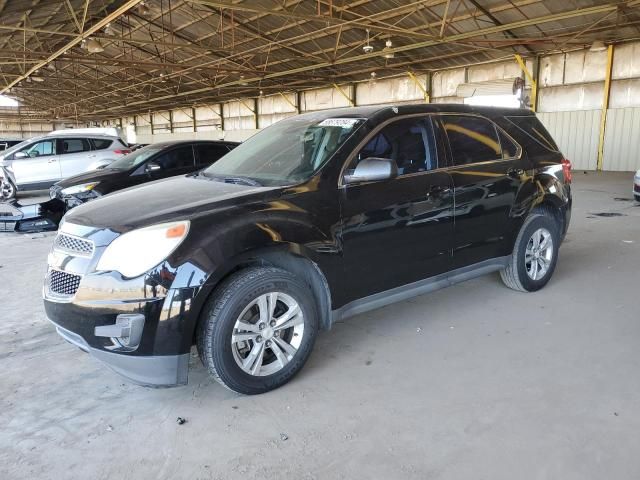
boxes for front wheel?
[500,213,560,292]
[197,266,318,394]
[0,178,16,200]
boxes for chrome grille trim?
[47,269,82,298]
[53,232,95,257]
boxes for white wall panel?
[195,105,221,131]
[612,43,640,80]
[602,107,640,171]
[538,83,604,112]
[356,76,426,105]
[301,86,351,111]
[538,110,601,171]
[432,68,465,98]
[609,79,640,108]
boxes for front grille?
[48,270,81,297]
[54,233,94,257]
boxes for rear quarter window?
[91,138,114,150]
[505,116,559,155]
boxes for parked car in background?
[50,140,239,209]
[634,170,640,202]
[0,139,23,151]
[0,131,130,200]
[44,104,572,394]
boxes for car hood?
[55,167,128,188]
[64,174,281,232]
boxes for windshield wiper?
[201,173,262,186]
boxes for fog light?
[94,314,145,350]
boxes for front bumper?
[51,320,189,386]
[43,223,207,386]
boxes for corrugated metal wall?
[603,107,640,171]
[538,110,601,171]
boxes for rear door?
[57,137,94,178]
[11,139,60,187]
[339,115,454,300]
[436,113,527,268]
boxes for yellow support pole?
[514,54,537,112]
[597,44,614,172]
[406,71,430,102]
[333,83,354,106]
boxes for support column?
[514,54,537,112]
[597,44,614,172]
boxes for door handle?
[507,168,525,178]
[47,158,56,163]
[427,185,451,197]
[88,154,96,158]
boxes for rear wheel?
[197,266,318,394]
[500,213,560,292]
[635,194,640,203]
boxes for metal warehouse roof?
[0,0,638,120]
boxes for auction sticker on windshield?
[318,118,361,128]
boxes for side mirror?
[343,157,398,184]
[14,151,28,159]
[145,162,162,174]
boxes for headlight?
[61,182,99,195]
[96,221,190,278]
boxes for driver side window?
[19,140,55,158]
[348,116,437,177]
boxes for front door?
[436,114,528,268]
[339,115,454,302]
[11,139,60,188]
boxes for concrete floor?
[1,172,639,480]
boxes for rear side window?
[91,138,114,150]
[441,115,501,165]
[505,116,558,153]
[59,138,91,154]
[195,144,232,167]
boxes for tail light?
[113,149,131,155]
[561,158,572,183]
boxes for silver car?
[0,132,131,200]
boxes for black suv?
[43,104,572,394]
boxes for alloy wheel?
[231,291,305,377]
[0,180,14,200]
[525,227,554,281]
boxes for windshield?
[108,144,166,170]
[203,115,364,186]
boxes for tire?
[635,194,640,203]
[197,266,318,395]
[0,179,16,200]
[500,213,560,292]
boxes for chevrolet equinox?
[44,104,572,394]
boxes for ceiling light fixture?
[589,40,607,52]
[85,38,104,53]
[383,40,394,59]
[363,29,374,53]
[138,2,150,15]
[239,75,248,86]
